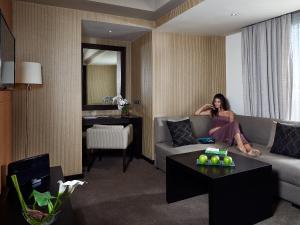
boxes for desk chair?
[86,124,133,172]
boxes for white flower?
[113,95,129,110]
[57,180,86,195]
[112,95,122,104]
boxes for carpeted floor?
[71,157,300,225]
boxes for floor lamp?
[17,62,43,157]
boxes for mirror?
[82,43,126,110]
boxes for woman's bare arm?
[195,104,212,116]
[229,111,235,122]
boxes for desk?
[82,115,143,158]
[0,167,75,225]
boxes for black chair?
[7,154,50,199]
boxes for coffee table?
[166,150,273,225]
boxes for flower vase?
[121,105,129,116]
[23,210,60,225]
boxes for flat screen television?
[0,10,15,90]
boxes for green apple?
[223,156,233,166]
[198,154,208,164]
[211,155,220,165]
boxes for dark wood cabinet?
[82,115,143,158]
[0,91,12,195]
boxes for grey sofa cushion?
[155,142,226,171]
[155,115,300,146]
[235,115,274,145]
[228,143,300,187]
[155,138,300,187]
[157,142,225,156]
[155,115,300,185]
[154,117,183,144]
[166,119,197,147]
[154,116,213,144]
[279,181,300,206]
[270,122,300,158]
[189,116,212,138]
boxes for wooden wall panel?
[0,91,12,194]
[129,32,225,159]
[210,37,226,94]
[152,32,226,118]
[13,1,83,176]
[0,0,12,195]
[13,1,153,175]
[131,32,153,159]
[0,0,12,29]
[131,32,225,159]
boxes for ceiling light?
[230,13,240,17]
[108,30,112,33]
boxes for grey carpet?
[71,157,300,225]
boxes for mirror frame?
[82,43,126,110]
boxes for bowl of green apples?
[197,154,235,167]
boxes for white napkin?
[206,147,219,152]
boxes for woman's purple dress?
[209,115,248,145]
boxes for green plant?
[121,104,129,115]
[11,175,85,225]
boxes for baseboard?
[292,203,300,209]
[64,173,84,180]
[141,155,154,164]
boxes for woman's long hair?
[211,93,229,117]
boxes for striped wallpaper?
[12,1,225,172]
[131,32,226,159]
[131,32,153,159]
[153,32,226,117]
[12,0,153,176]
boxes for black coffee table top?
[168,150,271,180]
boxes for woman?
[195,93,261,156]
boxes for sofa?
[154,115,300,206]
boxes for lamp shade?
[17,62,42,84]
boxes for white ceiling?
[157,0,300,36]
[22,0,185,20]
[83,49,118,65]
[88,0,170,12]
[82,21,151,41]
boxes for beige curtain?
[242,14,293,120]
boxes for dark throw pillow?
[270,122,300,158]
[166,119,197,147]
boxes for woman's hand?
[195,103,213,116]
[204,104,213,110]
[209,127,221,135]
